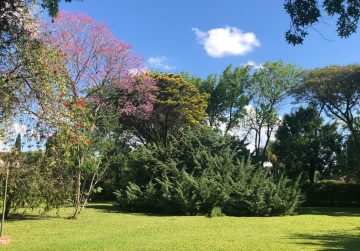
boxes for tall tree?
[122,73,208,147]
[43,11,156,218]
[0,0,78,120]
[246,61,302,165]
[14,134,21,152]
[1,30,69,149]
[294,64,360,171]
[195,65,252,133]
[273,106,342,184]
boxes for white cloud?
[242,60,263,69]
[147,56,175,71]
[192,26,260,58]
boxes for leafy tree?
[338,134,360,181]
[246,61,302,165]
[273,106,342,184]
[0,0,74,127]
[122,73,208,147]
[40,0,81,18]
[1,35,69,152]
[196,65,252,133]
[2,134,22,218]
[294,64,360,171]
[285,0,360,45]
[0,0,39,42]
[43,11,156,218]
[0,0,80,34]
[0,135,51,218]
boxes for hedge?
[303,180,360,207]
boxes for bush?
[210,207,224,217]
[114,129,302,216]
[303,180,360,207]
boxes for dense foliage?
[114,129,302,216]
[303,180,360,207]
[295,65,360,175]
[195,65,251,132]
[121,73,208,147]
[273,106,342,183]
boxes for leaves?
[285,0,360,45]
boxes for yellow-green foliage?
[122,73,208,146]
[152,73,208,126]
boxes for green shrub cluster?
[114,129,302,216]
[303,180,360,207]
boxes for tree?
[1,34,70,153]
[294,64,360,170]
[0,135,52,219]
[43,11,156,218]
[0,0,77,96]
[246,61,302,165]
[342,134,360,180]
[122,73,208,147]
[1,1,67,128]
[195,65,252,133]
[3,134,22,218]
[40,0,81,19]
[0,0,39,41]
[284,0,360,45]
[0,0,79,35]
[273,106,342,184]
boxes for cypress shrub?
[114,129,302,216]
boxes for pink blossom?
[41,11,156,117]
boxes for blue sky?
[60,0,360,78]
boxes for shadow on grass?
[289,231,360,251]
[86,202,190,217]
[5,213,64,222]
[86,203,119,213]
[296,207,360,217]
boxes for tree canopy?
[295,64,360,141]
[273,106,342,183]
[122,73,208,147]
[285,0,360,45]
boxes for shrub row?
[303,180,360,207]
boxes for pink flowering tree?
[42,11,156,218]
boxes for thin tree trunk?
[4,194,11,220]
[261,125,273,167]
[71,170,82,219]
[78,173,96,214]
[309,166,316,185]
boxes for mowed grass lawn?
[1,203,360,251]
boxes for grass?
[1,203,360,250]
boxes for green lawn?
[1,203,360,250]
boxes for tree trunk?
[4,195,11,219]
[78,173,96,215]
[71,170,81,219]
[308,167,315,185]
